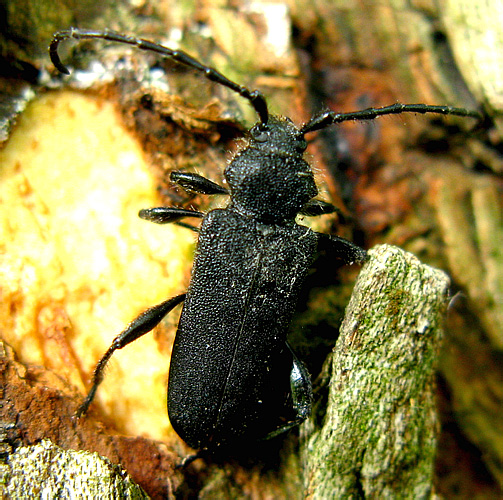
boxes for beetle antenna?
[301,103,483,134]
[50,28,269,125]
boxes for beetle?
[50,28,481,460]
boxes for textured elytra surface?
[170,210,318,450]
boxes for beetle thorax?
[224,116,318,224]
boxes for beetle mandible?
[49,28,481,459]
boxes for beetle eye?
[250,125,269,142]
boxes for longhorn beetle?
[50,28,482,460]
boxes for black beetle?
[49,28,481,459]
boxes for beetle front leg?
[139,207,205,224]
[170,171,228,195]
[139,207,205,233]
[316,232,368,265]
[76,293,185,417]
[139,171,228,226]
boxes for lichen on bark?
[303,245,449,499]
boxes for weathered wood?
[303,245,449,499]
[3,440,148,499]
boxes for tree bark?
[303,245,448,499]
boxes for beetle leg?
[139,207,204,233]
[76,293,186,417]
[139,207,204,224]
[170,171,229,195]
[264,344,313,439]
[316,232,368,265]
[175,450,210,469]
[299,199,342,218]
[288,344,313,423]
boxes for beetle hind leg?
[264,344,313,440]
[289,346,313,423]
[76,293,185,417]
